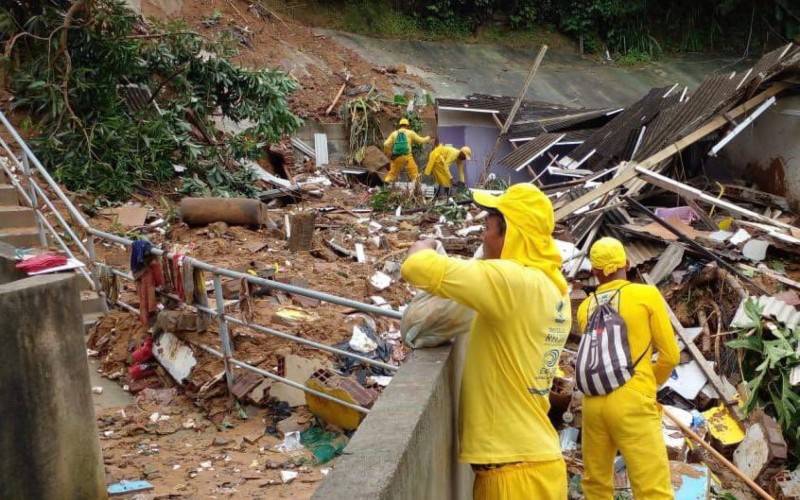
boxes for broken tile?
[742,238,769,261]
[114,206,148,227]
[270,354,328,407]
[730,228,752,245]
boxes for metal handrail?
[0,108,403,415]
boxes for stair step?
[0,206,36,229]
[80,290,105,315]
[83,312,105,334]
[0,227,40,248]
[0,185,19,205]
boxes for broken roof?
[497,133,564,172]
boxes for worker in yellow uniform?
[424,144,471,197]
[576,237,680,500]
[401,183,571,499]
[383,118,430,183]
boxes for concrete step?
[0,169,8,184]
[80,290,105,315]
[0,227,40,248]
[0,184,19,206]
[0,206,36,229]
[83,312,104,334]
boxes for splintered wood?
[288,212,317,252]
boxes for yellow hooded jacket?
[425,144,465,186]
[401,183,571,464]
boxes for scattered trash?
[273,431,304,453]
[369,271,392,291]
[349,325,378,353]
[107,479,154,496]
[280,470,298,484]
[92,386,104,395]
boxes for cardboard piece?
[114,206,148,227]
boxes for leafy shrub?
[1,0,301,202]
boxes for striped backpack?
[576,285,650,396]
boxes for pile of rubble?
[534,43,800,499]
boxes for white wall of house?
[721,94,800,210]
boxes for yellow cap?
[471,183,566,293]
[589,237,627,276]
[460,146,472,159]
[398,118,410,127]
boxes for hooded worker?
[424,144,472,197]
[576,237,680,499]
[383,117,431,183]
[401,183,571,499]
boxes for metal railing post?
[213,274,235,395]
[21,153,47,247]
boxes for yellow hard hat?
[398,118,410,127]
[460,146,472,160]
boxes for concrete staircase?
[0,167,105,332]
[0,170,40,248]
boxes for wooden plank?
[555,82,790,221]
[481,45,548,180]
[635,167,800,234]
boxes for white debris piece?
[273,431,303,453]
[355,243,366,263]
[395,206,402,217]
[199,460,212,469]
[456,225,482,237]
[370,296,388,306]
[368,221,383,233]
[349,325,378,353]
[742,239,769,261]
[367,375,393,387]
[149,412,160,423]
[92,386,104,395]
[709,230,733,243]
[280,470,299,484]
[730,228,752,245]
[370,271,392,291]
[662,361,708,400]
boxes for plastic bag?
[401,291,475,348]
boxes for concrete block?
[0,206,36,229]
[0,274,105,499]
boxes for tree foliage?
[346,0,799,57]
[727,299,800,463]
[1,0,302,202]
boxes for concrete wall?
[721,94,800,210]
[0,241,25,284]
[314,335,473,500]
[0,274,106,499]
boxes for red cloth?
[136,260,164,325]
[16,253,68,273]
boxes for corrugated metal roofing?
[560,86,678,171]
[600,225,664,268]
[730,295,800,332]
[497,133,564,171]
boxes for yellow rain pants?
[581,383,673,499]
[384,154,419,182]
[473,460,568,500]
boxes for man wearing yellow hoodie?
[401,183,572,499]
[424,144,472,197]
[383,118,431,183]
[576,237,680,499]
